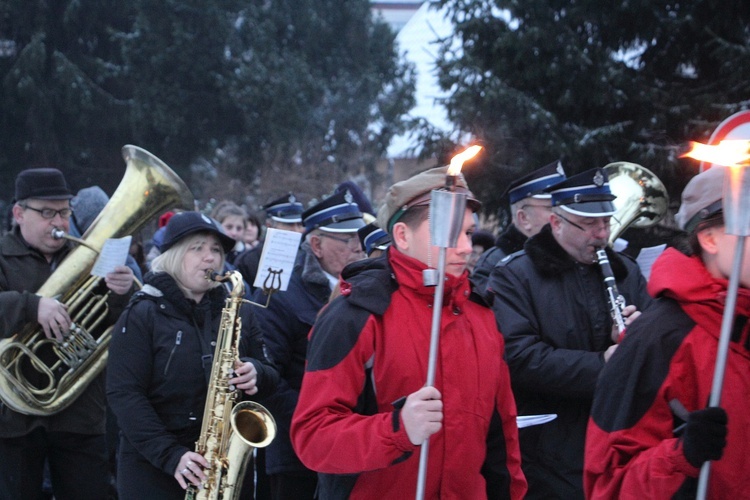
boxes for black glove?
[682,407,728,468]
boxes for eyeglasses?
[555,212,610,234]
[319,233,362,251]
[23,205,74,220]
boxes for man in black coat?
[487,167,653,499]
[0,168,134,499]
[472,160,566,297]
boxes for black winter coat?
[106,271,279,489]
[487,225,653,499]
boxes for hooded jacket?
[291,248,527,499]
[585,247,750,499]
[487,224,652,499]
[106,271,279,480]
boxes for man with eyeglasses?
[251,189,366,500]
[0,168,135,499]
[472,160,566,298]
[487,167,653,499]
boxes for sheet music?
[253,228,302,292]
[516,414,557,428]
[91,236,132,277]
[636,244,667,280]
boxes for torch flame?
[681,140,750,167]
[448,145,483,176]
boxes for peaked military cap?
[507,160,566,205]
[302,189,365,234]
[545,167,616,217]
[357,222,391,256]
[263,193,304,223]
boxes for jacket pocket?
[163,330,183,375]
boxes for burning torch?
[681,139,750,499]
[416,145,482,500]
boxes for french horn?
[605,161,669,243]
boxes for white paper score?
[91,236,132,277]
[253,228,302,292]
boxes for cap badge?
[556,161,565,176]
[593,170,604,187]
[289,194,296,203]
[344,189,354,204]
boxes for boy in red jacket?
[291,166,527,499]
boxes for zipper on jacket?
[164,330,183,375]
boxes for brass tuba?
[605,161,669,243]
[0,145,194,416]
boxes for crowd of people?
[0,155,745,500]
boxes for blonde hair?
[151,232,225,296]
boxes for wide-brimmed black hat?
[302,190,365,234]
[160,211,235,254]
[15,168,73,202]
[263,193,304,223]
[545,167,616,217]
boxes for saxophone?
[186,270,276,500]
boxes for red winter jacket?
[584,248,750,499]
[291,248,526,499]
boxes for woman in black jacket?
[107,212,279,499]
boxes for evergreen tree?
[0,0,135,195]
[431,0,750,219]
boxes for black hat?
[263,193,304,223]
[545,167,616,216]
[507,161,566,205]
[303,190,365,234]
[160,211,236,254]
[15,168,73,201]
[357,222,391,256]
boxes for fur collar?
[524,224,630,280]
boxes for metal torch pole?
[415,187,466,500]
[696,165,750,499]
[415,245,447,500]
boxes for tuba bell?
[0,145,194,416]
[604,161,669,243]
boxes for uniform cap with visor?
[545,167,617,217]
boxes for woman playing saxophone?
[107,212,279,499]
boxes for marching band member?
[106,212,278,499]
[0,168,134,499]
[488,167,651,499]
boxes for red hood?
[388,247,470,310]
[648,247,750,335]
